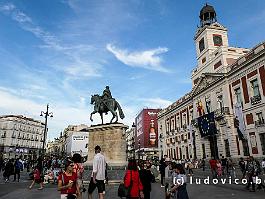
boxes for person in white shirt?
[88,145,106,199]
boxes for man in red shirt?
[209,157,217,178]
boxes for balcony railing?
[255,119,265,127]
[251,94,261,105]
[214,107,230,120]
[191,119,198,127]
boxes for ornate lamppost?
[40,104,53,156]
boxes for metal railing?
[214,107,230,119]
[251,94,261,105]
[255,119,265,127]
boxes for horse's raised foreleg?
[90,111,97,122]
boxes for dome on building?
[199,3,217,27]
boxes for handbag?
[118,171,132,198]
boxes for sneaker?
[161,185,165,187]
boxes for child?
[170,164,189,199]
[29,166,44,190]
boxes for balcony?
[191,119,198,127]
[251,94,261,105]
[255,119,265,128]
[214,107,230,120]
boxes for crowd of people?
[1,151,265,198]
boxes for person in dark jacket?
[159,155,167,187]
[3,159,14,183]
[139,161,154,199]
[14,158,22,182]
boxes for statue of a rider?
[102,86,112,101]
[101,86,113,114]
[90,86,125,124]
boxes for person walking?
[227,158,236,178]
[29,165,44,190]
[0,155,4,173]
[244,156,258,192]
[13,158,22,182]
[170,164,189,199]
[220,156,228,176]
[209,157,217,178]
[139,161,154,199]
[72,153,85,198]
[262,158,265,175]
[58,160,80,199]
[187,160,194,176]
[124,159,144,199]
[159,156,167,187]
[238,157,246,177]
[88,145,106,199]
[201,159,206,171]
[216,160,222,177]
[3,159,14,183]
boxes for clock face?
[199,38,205,53]
[213,35,223,46]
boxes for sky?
[0,0,265,140]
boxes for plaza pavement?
[0,169,265,199]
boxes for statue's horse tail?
[116,101,125,120]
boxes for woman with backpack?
[123,159,144,199]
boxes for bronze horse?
[90,94,125,124]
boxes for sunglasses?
[69,164,74,167]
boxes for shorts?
[88,177,105,194]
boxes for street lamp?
[159,133,164,159]
[40,104,53,156]
[138,139,140,160]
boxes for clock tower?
[194,4,229,70]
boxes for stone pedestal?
[85,123,128,167]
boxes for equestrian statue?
[90,86,125,124]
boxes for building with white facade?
[125,124,136,159]
[158,4,265,161]
[0,115,44,159]
[63,124,89,157]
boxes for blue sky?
[0,0,265,140]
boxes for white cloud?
[0,3,15,12]
[0,88,90,140]
[106,44,170,72]
[139,97,172,108]
[0,3,101,79]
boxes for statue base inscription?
[85,123,128,167]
